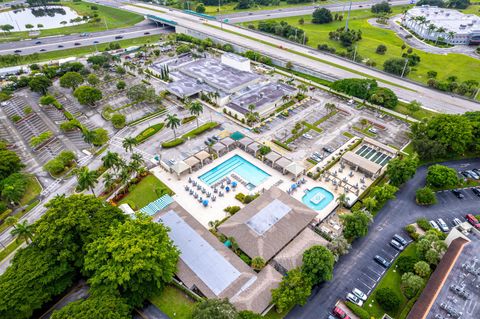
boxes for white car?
[302,133,313,140]
[368,127,378,134]
[436,218,449,232]
[352,288,367,301]
[346,293,363,306]
[452,218,462,226]
[429,220,441,231]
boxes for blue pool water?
[199,155,270,187]
[302,187,334,211]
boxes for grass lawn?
[0,34,163,67]
[119,174,173,210]
[362,243,418,318]
[0,1,143,42]
[19,175,42,206]
[459,4,480,15]
[392,101,437,121]
[264,307,290,319]
[241,6,480,85]
[150,285,196,318]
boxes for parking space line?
[362,273,378,284]
[358,279,373,290]
[367,267,382,278]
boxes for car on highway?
[465,214,480,229]
[40,49,46,52]
[429,220,441,231]
[352,288,367,301]
[35,41,42,44]
[14,50,22,53]
[93,41,99,44]
[346,293,363,306]
[390,239,404,251]
[58,45,64,48]
[115,36,123,39]
[144,31,150,35]
[451,189,464,199]
[393,234,408,246]
[452,218,462,226]
[437,218,449,232]
[74,42,81,46]
[374,255,391,268]
[472,187,480,196]
[332,306,351,319]
[302,133,313,139]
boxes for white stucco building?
[402,6,480,45]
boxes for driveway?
[286,158,480,319]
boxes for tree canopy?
[383,58,409,76]
[50,293,131,319]
[192,298,239,319]
[386,155,418,186]
[74,86,103,106]
[301,245,335,285]
[83,214,179,306]
[271,268,312,312]
[312,8,333,24]
[59,71,84,90]
[341,210,372,239]
[426,164,458,188]
[0,149,24,180]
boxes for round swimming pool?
[302,187,334,211]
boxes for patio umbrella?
[291,183,297,189]
[202,200,209,207]
[232,181,237,188]
[225,186,230,192]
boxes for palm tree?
[130,153,144,167]
[324,102,337,114]
[360,118,369,129]
[189,101,204,128]
[82,130,95,145]
[10,220,34,244]
[336,193,349,210]
[102,151,121,171]
[447,31,455,44]
[435,27,446,44]
[75,166,99,196]
[427,23,436,37]
[119,168,130,193]
[166,114,181,139]
[122,137,137,153]
[297,84,308,93]
[103,172,115,192]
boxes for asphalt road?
[219,0,412,23]
[0,23,172,56]
[123,2,479,114]
[286,158,480,319]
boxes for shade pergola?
[211,142,226,156]
[184,156,200,172]
[275,157,293,173]
[220,137,236,150]
[265,151,282,166]
[247,142,262,156]
[194,150,211,166]
[285,162,305,178]
[171,161,189,179]
[237,136,254,150]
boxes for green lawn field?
[241,6,480,84]
[150,285,196,318]
[0,1,143,42]
[119,174,173,210]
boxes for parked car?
[437,218,449,232]
[313,152,323,159]
[461,171,472,179]
[346,293,363,306]
[374,255,391,268]
[323,146,334,153]
[57,45,64,48]
[93,40,99,44]
[303,133,313,139]
[452,218,462,226]
[144,31,150,35]
[465,214,480,229]
[390,239,404,251]
[393,234,408,246]
[74,42,81,46]
[466,170,480,180]
[472,188,480,196]
[352,288,367,301]
[368,127,378,134]
[451,189,465,199]
[39,49,46,52]
[332,306,351,319]
[472,168,480,176]
[429,220,441,231]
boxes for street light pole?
[345,0,353,31]
[401,58,409,78]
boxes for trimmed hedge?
[135,123,164,144]
[161,138,184,148]
[161,122,218,148]
[181,116,196,124]
[345,301,370,319]
[272,139,292,151]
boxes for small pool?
[199,154,270,188]
[302,187,334,211]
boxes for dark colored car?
[393,234,408,246]
[374,255,391,268]
[144,32,150,35]
[74,42,81,46]
[115,36,123,39]
[35,41,42,44]
[332,306,351,319]
[323,146,334,153]
[93,41,99,44]
[451,189,465,199]
[472,188,480,196]
[40,49,46,52]
[466,214,480,229]
[14,50,21,53]
[58,45,64,48]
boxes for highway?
[0,23,172,56]
[121,2,478,114]
[219,0,412,23]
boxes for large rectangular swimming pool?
[199,154,270,188]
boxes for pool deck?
[151,149,340,228]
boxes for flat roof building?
[407,230,480,319]
[218,187,317,262]
[153,201,282,314]
[403,6,480,45]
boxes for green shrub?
[239,252,251,265]
[376,287,401,312]
[244,193,259,204]
[181,122,218,139]
[224,206,241,215]
[396,255,419,274]
[111,113,126,129]
[11,114,22,122]
[161,138,184,148]
[416,187,437,205]
[135,123,164,143]
[416,217,432,231]
[181,116,196,124]
[30,131,53,147]
[344,301,370,319]
[235,193,246,203]
[272,139,292,151]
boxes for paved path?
[286,158,480,318]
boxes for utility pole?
[345,0,353,31]
[353,45,357,61]
[401,58,409,78]
[104,17,109,31]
